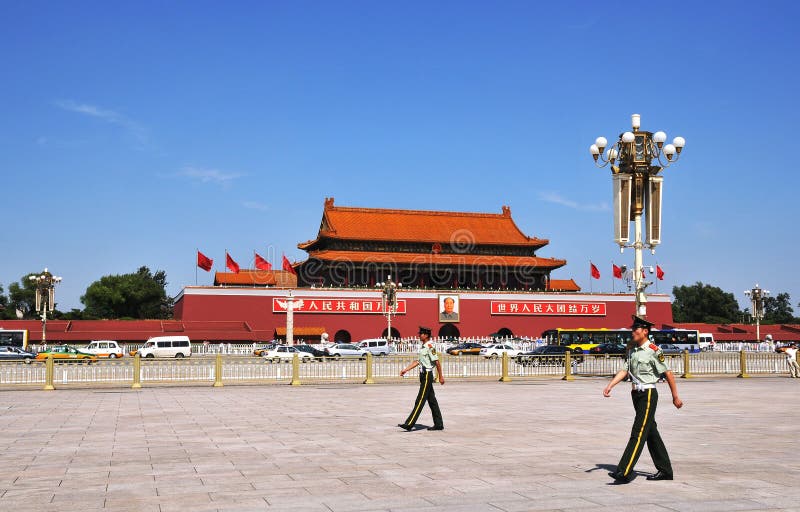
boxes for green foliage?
[762,293,796,324]
[671,282,742,323]
[81,266,174,319]
[2,273,40,319]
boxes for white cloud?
[242,201,269,211]
[178,166,244,185]
[538,191,609,212]
[54,99,149,148]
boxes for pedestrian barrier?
[0,351,794,390]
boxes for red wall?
[176,287,673,340]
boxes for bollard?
[737,350,750,378]
[131,353,142,389]
[499,352,511,382]
[363,352,375,384]
[43,354,55,391]
[213,353,223,387]
[682,350,693,379]
[291,353,301,386]
[562,350,575,381]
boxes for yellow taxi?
[35,345,98,363]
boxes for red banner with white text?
[272,297,407,314]
[491,301,606,316]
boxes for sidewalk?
[0,377,798,511]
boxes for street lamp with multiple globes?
[377,275,401,341]
[590,114,686,318]
[28,268,62,347]
[744,284,770,342]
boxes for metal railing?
[1,350,796,389]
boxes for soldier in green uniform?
[398,326,445,431]
[603,315,684,483]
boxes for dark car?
[515,345,582,366]
[446,342,485,356]
[0,346,36,363]
[590,343,627,356]
[294,344,326,359]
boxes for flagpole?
[655,262,659,293]
[589,261,593,293]
[611,261,615,294]
[195,248,198,286]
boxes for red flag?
[254,253,272,271]
[612,264,622,279]
[226,252,240,274]
[656,265,665,280]
[282,254,297,275]
[197,251,213,271]
[590,262,600,280]
[642,268,646,278]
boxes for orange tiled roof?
[304,249,566,269]
[275,327,327,336]
[546,279,581,291]
[299,197,548,248]
[214,270,297,287]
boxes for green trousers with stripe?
[616,388,672,478]
[402,370,443,428]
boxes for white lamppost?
[28,268,62,347]
[590,114,686,318]
[285,290,295,346]
[377,275,401,341]
[744,284,769,342]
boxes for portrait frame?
[438,294,460,323]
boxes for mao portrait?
[439,295,460,323]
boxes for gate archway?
[437,324,460,340]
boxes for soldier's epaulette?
[649,343,660,351]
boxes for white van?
[699,333,715,351]
[138,336,192,358]
[85,340,124,359]
[358,338,392,356]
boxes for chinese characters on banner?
[273,297,407,314]
[490,301,606,316]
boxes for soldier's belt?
[631,383,656,391]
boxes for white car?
[265,346,314,363]
[325,343,367,359]
[84,340,124,359]
[480,343,521,359]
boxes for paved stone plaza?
[0,377,798,511]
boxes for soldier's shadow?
[587,464,640,484]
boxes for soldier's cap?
[418,326,432,336]
[631,315,654,330]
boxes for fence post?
[43,354,55,391]
[213,353,224,387]
[499,352,511,382]
[737,350,750,378]
[290,353,301,386]
[363,352,375,384]
[131,353,142,389]
[562,351,575,381]
[681,350,693,378]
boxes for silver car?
[325,343,367,359]
[0,346,36,363]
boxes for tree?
[672,282,741,323]
[762,293,795,324]
[5,274,39,319]
[81,266,174,319]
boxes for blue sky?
[2,1,798,315]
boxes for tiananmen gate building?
[173,198,673,342]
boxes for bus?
[541,328,632,353]
[649,329,701,353]
[0,329,29,350]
